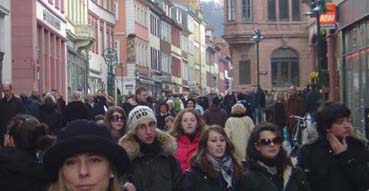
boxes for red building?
[11,0,66,95]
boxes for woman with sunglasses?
[240,123,310,191]
[180,125,243,191]
[104,106,127,142]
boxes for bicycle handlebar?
[289,115,312,121]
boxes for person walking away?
[64,91,90,124]
[203,97,227,127]
[39,93,63,134]
[224,103,255,165]
[0,114,54,191]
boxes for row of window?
[226,0,301,22]
[344,20,369,54]
[135,4,148,27]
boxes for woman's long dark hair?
[190,125,243,180]
[246,123,292,175]
[6,114,54,152]
[104,106,127,136]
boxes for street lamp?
[307,0,326,90]
[252,27,262,88]
[252,27,262,123]
[103,48,118,97]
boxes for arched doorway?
[271,48,299,87]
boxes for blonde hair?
[48,169,121,191]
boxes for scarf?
[207,154,234,189]
[136,137,162,155]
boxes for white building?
[0,0,11,86]
[88,0,117,94]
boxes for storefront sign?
[36,1,66,37]
[320,4,337,29]
[43,9,61,31]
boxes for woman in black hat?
[43,119,135,191]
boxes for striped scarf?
[207,154,234,189]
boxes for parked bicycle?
[289,115,312,158]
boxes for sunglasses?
[258,137,283,146]
[111,115,125,122]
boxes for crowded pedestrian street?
[1,0,369,191]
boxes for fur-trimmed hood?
[302,125,369,145]
[118,129,177,160]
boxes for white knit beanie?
[127,106,157,133]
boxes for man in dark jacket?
[0,83,25,146]
[119,106,182,191]
[84,93,100,120]
[64,91,90,124]
[223,89,237,116]
[298,102,369,191]
[203,97,227,127]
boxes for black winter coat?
[298,136,369,191]
[180,166,239,191]
[240,162,310,191]
[39,103,63,134]
[119,130,182,191]
[0,95,25,144]
[0,147,48,191]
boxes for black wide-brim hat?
[43,120,130,182]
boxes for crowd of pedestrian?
[0,82,368,191]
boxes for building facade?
[11,0,67,95]
[64,0,93,99]
[0,0,10,90]
[88,0,117,95]
[223,0,311,92]
[336,0,369,135]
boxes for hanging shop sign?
[320,4,337,30]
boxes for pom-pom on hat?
[43,120,130,182]
[127,105,157,132]
[231,103,246,115]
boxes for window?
[279,0,289,21]
[227,0,236,21]
[271,48,299,87]
[239,61,251,84]
[292,0,300,21]
[241,0,252,21]
[268,0,276,21]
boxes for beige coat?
[225,115,254,162]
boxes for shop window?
[271,48,299,87]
